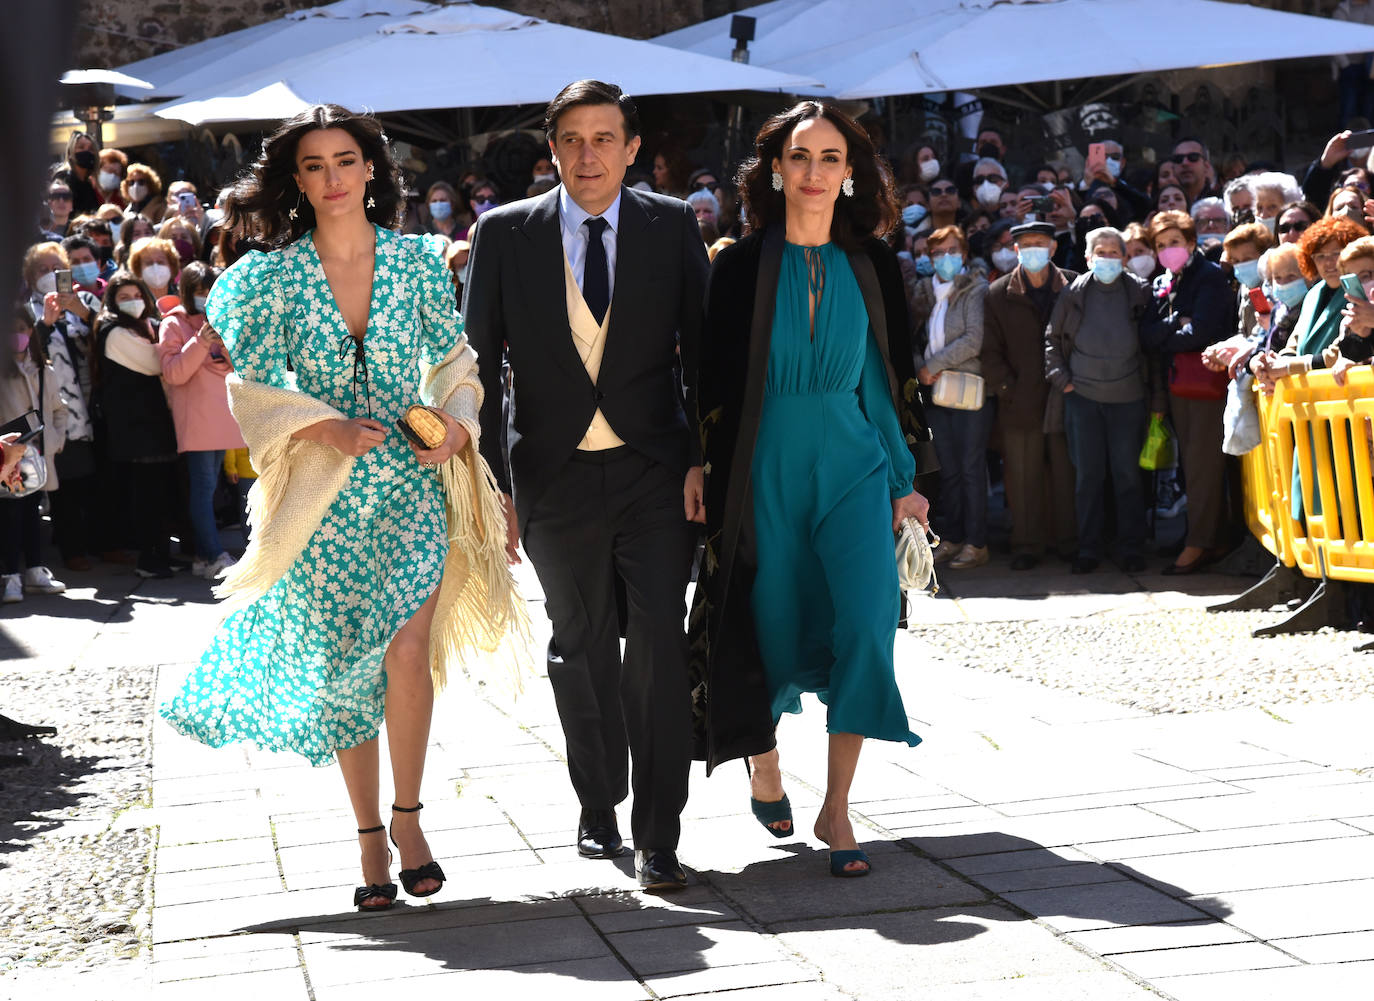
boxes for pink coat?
[157,306,246,453]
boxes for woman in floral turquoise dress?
[159,105,505,912]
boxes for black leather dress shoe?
[635,849,687,891]
[576,809,625,858]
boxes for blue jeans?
[926,396,996,548]
[184,449,225,560]
[1063,393,1147,560]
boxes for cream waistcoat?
[564,251,625,450]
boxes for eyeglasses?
[49,191,72,201]
[929,184,958,195]
[973,174,1004,184]
[1312,251,1342,264]
[1344,181,1371,194]
[1171,152,1205,164]
[1277,220,1310,235]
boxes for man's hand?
[892,490,931,533]
[683,465,705,524]
[499,492,521,564]
[918,366,936,386]
[1322,130,1353,169]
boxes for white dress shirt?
[558,185,620,301]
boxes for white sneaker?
[21,566,66,594]
[949,544,990,570]
[932,539,962,566]
[203,552,238,579]
[190,558,209,578]
[2,574,21,604]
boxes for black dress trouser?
[521,446,694,852]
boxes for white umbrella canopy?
[139,1,820,124]
[656,0,1374,99]
[151,82,314,126]
[116,0,441,99]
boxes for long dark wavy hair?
[223,104,404,249]
[738,102,899,248]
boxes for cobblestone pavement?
[2,552,1373,1000]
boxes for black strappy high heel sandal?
[390,803,446,898]
[353,825,398,912]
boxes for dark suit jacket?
[462,185,709,524]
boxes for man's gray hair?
[1084,225,1127,258]
[685,188,719,216]
[974,157,1007,179]
[1222,177,1250,216]
[1190,196,1226,222]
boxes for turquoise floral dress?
[160,226,461,766]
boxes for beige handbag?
[895,518,939,596]
[931,370,985,411]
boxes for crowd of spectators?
[6,115,1374,603]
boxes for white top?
[558,185,621,301]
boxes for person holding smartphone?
[1,308,68,603]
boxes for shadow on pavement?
[0,738,104,864]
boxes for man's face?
[551,103,641,214]
[1171,141,1207,189]
[977,130,1005,159]
[1194,207,1228,237]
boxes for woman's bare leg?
[384,586,442,893]
[814,732,867,874]
[747,747,792,835]
[337,739,389,905]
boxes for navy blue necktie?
[583,216,610,325]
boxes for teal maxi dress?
[750,242,921,746]
[160,227,460,766]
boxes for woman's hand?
[319,418,387,456]
[683,465,705,523]
[892,490,931,533]
[1331,354,1363,387]
[42,292,61,326]
[1342,295,1374,336]
[917,366,936,386]
[409,408,470,467]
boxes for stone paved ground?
[3,551,1373,1000]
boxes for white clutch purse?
[895,518,939,596]
[931,370,985,411]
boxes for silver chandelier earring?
[841,177,855,197]
[366,165,376,209]
[289,188,303,220]
[771,171,784,192]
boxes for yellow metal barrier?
[1248,368,1374,584]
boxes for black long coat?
[688,227,939,774]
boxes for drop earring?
[366,165,376,209]
[771,171,784,192]
[289,188,303,220]
[841,177,855,197]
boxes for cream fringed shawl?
[214,334,531,691]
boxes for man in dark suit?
[462,80,708,891]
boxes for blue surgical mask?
[71,261,101,287]
[901,203,928,227]
[1273,277,1309,309]
[933,253,963,281]
[1017,246,1051,273]
[1232,259,1262,289]
[1092,256,1123,283]
[193,295,209,314]
[1200,233,1223,248]
[914,254,934,277]
[1105,155,1123,179]
[429,200,452,221]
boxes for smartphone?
[1088,142,1106,163]
[177,191,198,210]
[1248,286,1271,315]
[1341,272,1367,301]
[54,269,72,294]
[1346,128,1374,147]
[1030,195,1053,214]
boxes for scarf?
[214,334,531,692]
[926,276,955,358]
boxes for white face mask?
[141,263,172,289]
[1126,253,1156,279]
[34,272,57,296]
[990,247,1019,272]
[98,170,121,192]
[919,159,940,182]
[117,299,146,319]
[974,179,1003,208]
[532,172,557,183]
[128,182,149,202]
